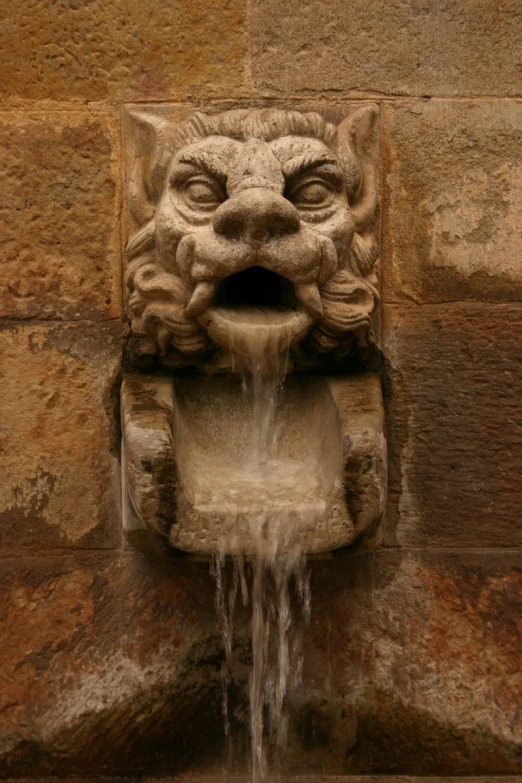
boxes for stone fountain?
[120,104,387,558]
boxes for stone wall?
[1,0,521,777]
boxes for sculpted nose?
[212,188,300,244]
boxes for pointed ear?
[337,104,379,231]
[127,111,177,224]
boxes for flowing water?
[210,344,312,783]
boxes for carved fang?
[185,281,217,317]
[295,283,323,319]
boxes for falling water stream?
[210,329,313,783]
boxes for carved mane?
[125,107,380,369]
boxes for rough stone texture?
[2,550,520,778]
[305,551,522,775]
[0,112,121,320]
[121,373,386,556]
[383,101,522,304]
[0,0,520,770]
[251,1,522,97]
[382,303,522,547]
[0,553,223,778]
[0,322,122,551]
[124,105,380,371]
[0,0,247,103]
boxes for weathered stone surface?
[384,101,522,304]
[0,112,121,319]
[307,551,522,775]
[121,373,385,556]
[124,105,380,371]
[382,303,522,547]
[0,322,122,550]
[251,0,522,97]
[121,104,385,558]
[0,0,246,103]
[0,553,223,778]
[1,550,520,776]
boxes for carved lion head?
[125,106,380,370]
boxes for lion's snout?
[183,188,336,289]
[212,188,300,245]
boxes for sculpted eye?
[183,178,224,209]
[287,180,334,209]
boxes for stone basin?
[121,372,386,557]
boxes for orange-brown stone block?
[0,553,221,778]
[383,101,522,304]
[309,550,522,774]
[0,0,247,103]
[382,303,522,547]
[0,322,122,550]
[251,0,522,97]
[0,113,121,320]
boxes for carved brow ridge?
[176,150,227,183]
[176,149,342,187]
[282,153,341,180]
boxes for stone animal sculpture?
[122,105,386,556]
[126,107,379,370]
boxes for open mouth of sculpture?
[198,267,315,358]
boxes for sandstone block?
[0,113,121,319]
[0,553,221,778]
[0,0,246,103]
[384,101,522,303]
[310,550,522,774]
[382,303,522,547]
[0,322,122,550]
[251,0,522,97]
